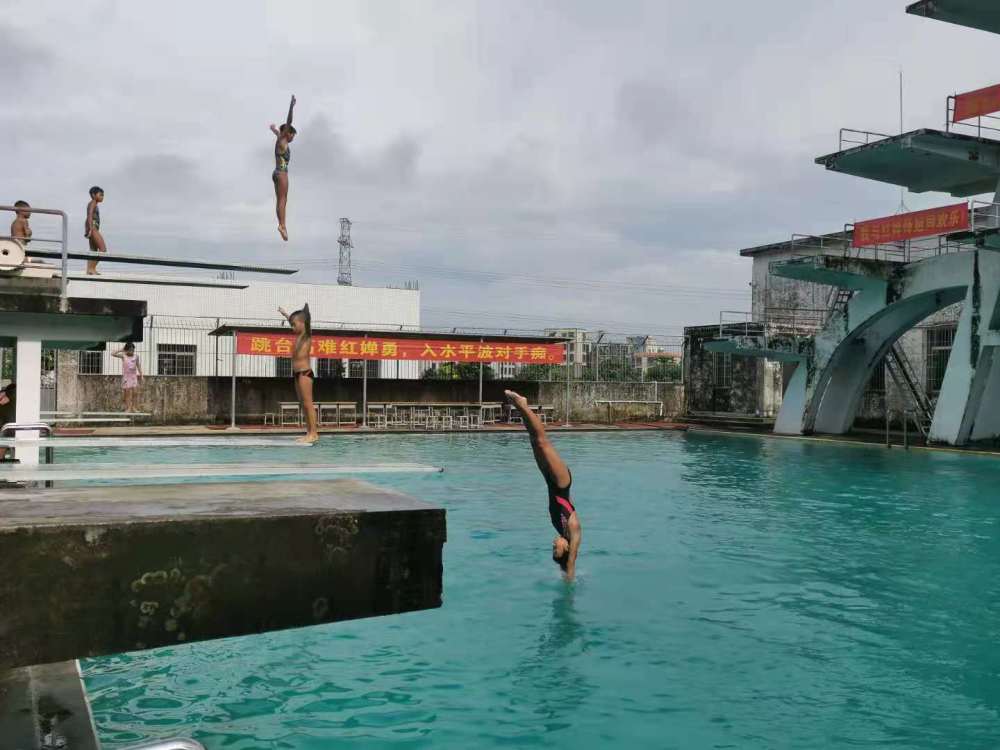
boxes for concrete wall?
[55,355,681,424]
[683,325,774,415]
[539,380,682,423]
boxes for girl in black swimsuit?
[506,390,582,580]
[278,303,319,445]
[270,95,297,241]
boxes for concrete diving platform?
[769,254,897,288]
[0,477,445,748]
[907,0,1000,35]
[816,129,1000,197]
[0,478,446,671]
[705,337,808,363]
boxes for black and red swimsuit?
[546,470,575,540]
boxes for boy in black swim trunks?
[506,389,582,580]
[278,303,319,445]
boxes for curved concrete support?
[775,361,807,435]
[811,287,966,434]
[777,252,983,441]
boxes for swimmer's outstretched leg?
[505,390,570,488]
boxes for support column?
[931,251,1000,445]
[774,360,808,435]
[14,338,41,465]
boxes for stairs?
[825,287,854,325]
[885,343,933,438]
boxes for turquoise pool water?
[80,432,1000,749]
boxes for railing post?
[903,409,909,450]
[885,405,891,449]
[59,210,69,312]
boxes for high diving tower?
[709,0,1000,446]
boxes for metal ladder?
[825,287,854,325]
[885,344,933,438]
[122,739,206,750]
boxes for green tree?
[422,362,496,380]
[645,361,681,382]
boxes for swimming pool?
[80,431,1000,749]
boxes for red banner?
[954,83,1000,122]
[236,332,566,364]
[852,203,969,247]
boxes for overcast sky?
[7,1,1000,338]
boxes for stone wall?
[538,380,682,423]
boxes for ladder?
[825,287,854,325]
[885,343,933,438]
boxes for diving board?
[0,462,443,483]
[65,272,250,289]
[25,248,298,275]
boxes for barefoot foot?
[278,224,288,241]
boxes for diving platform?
[907,0,1000,35]
[769,255,897,288]
[816,129,1000,197]
[0,478,446,671]
[0,462,443,483]
[704,337,808,363]
[25,247,297,276]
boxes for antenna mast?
[338,218,353,286]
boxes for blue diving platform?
[907,0,1000,35]
[815,129,1000,197]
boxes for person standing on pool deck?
[0,382,15,462]
[278,303,319,445]
[111,343,142,412]
[505,389,582,581]
[84,186,107,275]
[270,94,296,241]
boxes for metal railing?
[838,128,894,151]
[946,95,1000,139]
[68,317,684,385]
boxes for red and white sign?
[954,83,1000,123]
[236,332,566,364]
[852,203,969,247]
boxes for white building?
[64,276,421,380]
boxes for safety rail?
[839,128,894,151]
[716,309,820,353]
[946,95,1000,139]
[1,422,52,438]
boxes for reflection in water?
[505,584,593,735]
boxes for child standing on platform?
[112,343,142,412]
[85,186,107,275]
[279,303,319,444]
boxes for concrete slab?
[0,479,446,671]
[815,129,1000,197]
[907,0,1000,35]
[0,660,97,750]
[0,289,145,348]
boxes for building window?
[79,350,104,375]
[158,344,196,376]
[711,352,733,388]
[348,359,379,378]
[275,357,293,378]
[924,325,956,394]
[317,358,343,378]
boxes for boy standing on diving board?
[278,303,319,445]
